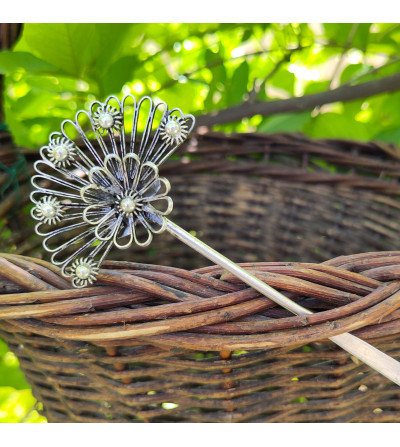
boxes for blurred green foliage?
[0,339,46,422]
[1,23,400,148]
[1,22,400,423]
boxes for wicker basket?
[0,131,400,422]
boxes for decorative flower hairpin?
[31,95,193,287]
[31,94,400,386]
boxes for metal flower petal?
[31,94,195,287]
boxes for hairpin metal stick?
[30,94,400,387]
[166,219,400,386]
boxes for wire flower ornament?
[31,95,195,287]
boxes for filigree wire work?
[31,95,195,287]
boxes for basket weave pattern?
[0,252,400,422]
[0,132,400,422]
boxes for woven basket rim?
[0,251,399,351]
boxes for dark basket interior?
[2,131,400,266]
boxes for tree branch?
[195,72,400,127]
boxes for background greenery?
[2,23,400,147]
[0,22,400,423]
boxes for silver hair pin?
[31,94,400,385]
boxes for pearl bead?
[53,145,69,161]
[75,264,91,280]
[120,197,136,213]
[165,120,181,137]
[98,112,114,129]
[41,203,56,218]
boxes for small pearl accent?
[53,145,69,161]
[98,113,114,129]
[120,197,136,213]
[75,264,91,280]
[165,120,181,137]
[41,203,57,218]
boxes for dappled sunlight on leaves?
[1,23,400,148]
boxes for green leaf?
[340,63,369,84]
[16,24,94,77]
[305,112,371,141]
[100,55,139,95]
[16,24,134,80]
[258,112,312,133]
[324,24,371,51]
[353,24,372,51]
[303,81,330,96]
[0,51,59,75]
[374,127,400,145]
[204,47,227,109]
[270,66,295,95]
[226,61,249,106]
[158,81,199,113]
